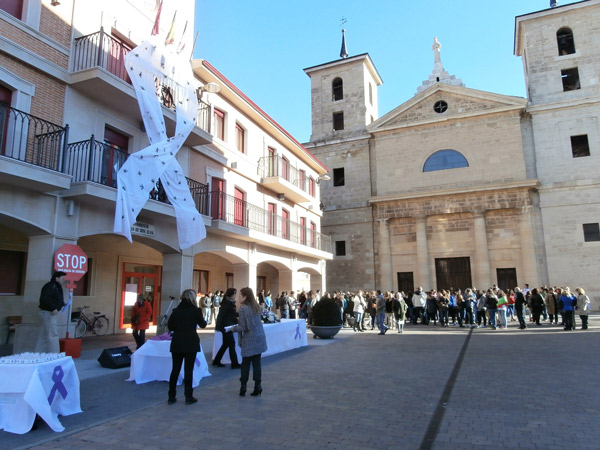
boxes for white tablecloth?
[127,340,211,387]
[212,318,308,364]
[0,356,82,434]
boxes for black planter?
[310,325,342,339]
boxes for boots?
[239,383,247,396]
[250,384,262,397]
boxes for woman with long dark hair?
[167,289,207,405]
[212,288,241,369]
[230,287,267,397]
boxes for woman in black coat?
[167,289,207,405]
[212,288,240,369]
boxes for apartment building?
[0,0,331,349]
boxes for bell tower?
[304,30,382,144]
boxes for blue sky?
[194,1,579,143]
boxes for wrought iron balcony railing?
[257,154,313,196]
[0,102,69,171]
[63,137,330,252]
[72,28,210,132]
[205,191,331,252]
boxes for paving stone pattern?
[7,317,600,450]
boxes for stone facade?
[307,1,600,309]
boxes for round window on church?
[433,100,448,114]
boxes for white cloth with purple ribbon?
[127,339,210,387]
[212,318,308,364]
[0,356,81,434]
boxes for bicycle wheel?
[74,319,87,338]
[93,316,109,336]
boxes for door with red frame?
[103,127,129,187]
[299,217,306,245]
[120,263,161,329]
[267,147,276,176]
[268,203,276,235]
[211,178,225,220]
[234,187,245,226]
[310,221,317,248]
[0,85,12,156]
[108,34,133,83]
[281,209,290,240]
[281,157,290,181]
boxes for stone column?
[473,211,492,289]
[415,214,431,289]
[378,218,393,291]
[233,263,257,292]
[162,250,194,309]
[519,206,539,287]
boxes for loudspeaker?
[97,346,132,369]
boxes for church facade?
[305,0,600,309]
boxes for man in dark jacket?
[36,271,67,353]
[514,287,528,330]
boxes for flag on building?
[151,0,163,36]
[164,11,177,45]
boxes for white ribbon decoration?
[113,41,206,249]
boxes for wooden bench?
[6,316,22,345]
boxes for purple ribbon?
[47,365,68,404]
[195,357,200,367]
[294,323,301,340]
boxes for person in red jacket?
[131,294,153,349]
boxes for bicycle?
[72,306,109,338]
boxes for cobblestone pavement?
[5,316,599,450]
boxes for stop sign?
[54,244,88,290]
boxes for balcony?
[62,137,206,210]
[0,102,71,191]
[61,138,330,255]
[204,191,331,255]
[258,155,313,203]
[71,29,212,144]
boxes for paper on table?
[224,325,235,333]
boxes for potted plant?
[310,296,343,339]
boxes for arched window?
[557,27,575,56]
[332,78,343,101]
[423,150,469,172]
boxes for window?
[332,78,343,101]
[299,169,306,191]
[333,168,345,187]
[310,221,317,248]
[335,241,346,256]
[103,126,129,188]
[267,147,276,176]
[235,123,245,153]
[433,100,448,113]
[193,269,209,294]
[211,178,225,220]
[557,28,575,56]
[0,249,25,295]
[571,135,590,158]
[226,272,234,289]
[73,258,93,296]
[268,203,276,235]
[233,187,245,226]
[281,156,290,181]
[583,223,600,242]
[561,68,580,91]
[281,209,290,240]
[213,108,225,140]
[0,0,23,20]
[423,150,469,172]
[309,177,315,197]
[333,112,344,131]
[299,217,306,245]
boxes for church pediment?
[370,84,526,131]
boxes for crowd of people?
[238,284,592,333]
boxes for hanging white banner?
[113,40,206,249]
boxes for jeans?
[488,309,498,328]
[377,312,387,333]
[413,307,424,324]
[563,310,575,330]
[439,309,449,326]
[477,309,487,326]
[353,312,363,330]
[202,307,211,324]
[580,315,589,330]
[240,353,262,388]
[281,309,289,319]
[497,308,507,327]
